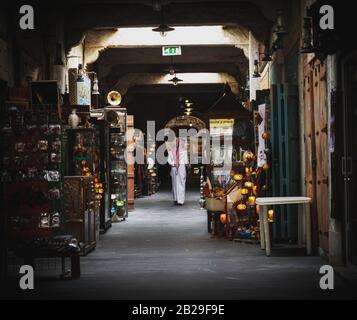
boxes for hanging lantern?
[241,188,249,195]
[301,16,314,53]
[268,209,274,222]
[274,10,288,36]
[244,181,254,188]
[243,150,254,162]
[220,213,228,224]
[237,203,247,211]
[252,60,261,78]
[233,174,243,182]
[262,132,270,141]
[248,196,256,206]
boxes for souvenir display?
[104,108,128,222]
[65,127,100,177]
[0,110,64,244]
[63,176,96,254]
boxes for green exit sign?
[162,46,182,56]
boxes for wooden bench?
[22,252,81,279]
[255,197,312,257]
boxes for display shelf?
[1,109,64,244]
[104,108,128,221]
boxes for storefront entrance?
[303,58,329,254]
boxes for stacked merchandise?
[204,150,268,242]
[1,108,64,247]
[104,108,128,222]
[63,127,101,253]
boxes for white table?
[255,197,312,257]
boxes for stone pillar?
[248,32,259,101]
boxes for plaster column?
[249,32,259,101]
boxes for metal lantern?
[274,10,288,36]
[244,181,254,188]
[301,17,314,53]
[237,203,247,211]
[241,188,249,195]
[252,59,261,78]
[248,196,256,206]
[233,174,243,182]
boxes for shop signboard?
[209,119,234,166]
[209,119,235,136]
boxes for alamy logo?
[319,265,334,290]
[319,5,334,30]
[19,265,34,290]
[19,5,34,30]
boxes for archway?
[164,115,207,187]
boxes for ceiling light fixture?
[169,74,183,86]
[152,8,175,37]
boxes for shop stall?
[202,85,269,242]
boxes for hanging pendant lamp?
[152,8,175,37]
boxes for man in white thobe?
[168,137,188,205]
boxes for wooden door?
[271,84,300,242]
[303,59,329,253]
[127,115,135,210]
[313,62,329,252]
[303,63,319,250]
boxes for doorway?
[303,59,329,254]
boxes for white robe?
[168,140,188,204]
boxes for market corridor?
[3,190,352,300]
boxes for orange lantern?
[263,163,270,171]
[248,196,256,206]
[244,181,253,188]
[220,213,228,224]
[243,150,254,162]
[233,174,243,181]
[241,188,249,195]
[262,132,270,140]
[237,203,247,211]
[268,209,274,222]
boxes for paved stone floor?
[2,190,356,300]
